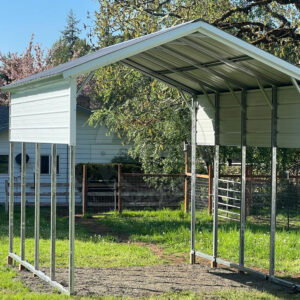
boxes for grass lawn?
[0,206,299,299]
[97,209,300,279]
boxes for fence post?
[118,164,122,213]
[82,164,87,215]
[184,149,189,213]
[246,165,252,217]
[208,165,213,215]
[5,180,9,213]
[114,179,117,211]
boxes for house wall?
[0,110,129,204]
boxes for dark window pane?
[0,155,8,174]
[41,156,49,174]
[57,156,59,174]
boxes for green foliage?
[88,1,299,175]
[61,10,81,55]
[49,10,91,66]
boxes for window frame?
[40,155,60,175]
[0,154,9,174]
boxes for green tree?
[61,9,81,56]
[50,10,91,65]
[90,0,300,174]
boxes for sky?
[0,0,99,55]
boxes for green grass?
[96,209,300,278]
[0,206,299,299]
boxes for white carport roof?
[3,19,300,95]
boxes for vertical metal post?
[20,142,26,266]
[208,165,213,215]
[8,142,14,264]
[34,143,40,270]
[269,86,277,277]
[212,93,220,268]
[190,97,197,264]
[69,145,75,294]
[240,90,247,268]
[184,150,189,213]
[50,144,57,281]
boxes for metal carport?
[2,18,300,295]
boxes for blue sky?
[0,0,99,55]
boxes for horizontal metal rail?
[218,187,240,193]
[218,209,240,216]
[123,173,185,178]
[218,202,240,209]
[218,215,240,221]
[193,251,300,291]
[218,179,241,184]
[8,253,69,295]
[217,195,241,201]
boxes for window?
[0,155,8,174]
[40,155,59,174]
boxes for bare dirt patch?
[17,264,288,298]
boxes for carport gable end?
[196,86,300,148]
[9,76,76,146]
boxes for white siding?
[220,92,241,146]
[10,77,76,145]
[196,95,215,145]
[76,111,129,163]
[196,86,300,148]
[0,110,129,204]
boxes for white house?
[0,105,128,205]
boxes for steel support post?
[69,145,75,294]
[240,90,247,268]
[20,142,26,267]
[50,144,57,280]
[212,93,220,268]
[8,142,14,265]
[190,98,197,264]
[34,143,40,270]
[269,86,277,277]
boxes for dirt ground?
[17,263,289,298]
[14,217,294,297]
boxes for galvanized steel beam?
[8,253,70,295]
[8,142,14,257]
[76,71,95,97]
[158,55,253,73]
[159,45,247,90]
[257,79,273,110]
[181,37,280,87]
[212,93,220,267]
[34,143,40,270]
[190,98,197,264]
[69,145,75,294]
[123,59,200,96]
[240,90,247,267]
[138,52,220,93]
[179,91,193,112]
[50,144,57,281]
[291,77,300,94]
[269,86,277,277]
[20,142,26,262]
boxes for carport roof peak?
[2,19,300,93]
